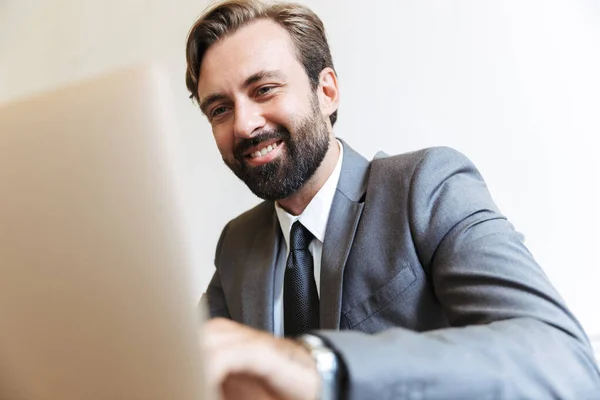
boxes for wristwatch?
[296,334,341,400]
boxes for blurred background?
[1,0,598,355]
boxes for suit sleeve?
[201,223,231,319]
[316,147,600,399]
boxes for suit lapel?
[320,193,363,329]
[238,206,280,333]
[320,141,371,329]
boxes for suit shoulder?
[370,146,469,180]
[374,146,471,170]
[214,200,275,266]
[225,200,274,232]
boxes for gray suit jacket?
[204,142,600,399]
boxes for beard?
[222,99,330,201]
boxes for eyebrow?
[199,93,228,116]
[199,70,285,115]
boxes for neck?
[276,136,340,216]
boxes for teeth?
[250,142,278,158]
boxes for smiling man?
[193,12,339,215]
[185,1,600,399]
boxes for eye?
[256,86,274,96]
[211,106,230,118]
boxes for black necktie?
[284,221,320,337]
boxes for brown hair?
[185,0,338,126]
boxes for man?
[185,0,600,398]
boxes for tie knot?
[290,221,313,251]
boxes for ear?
[316,67,339,124]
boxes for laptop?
[0,67,212,399]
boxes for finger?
[222,374,279,400]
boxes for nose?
[233,100,266,139]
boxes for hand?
[203,318,320,400]
[222,374,278,400]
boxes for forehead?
[197,19,304,98]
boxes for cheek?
[266,95,310,129]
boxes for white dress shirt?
[273,141,344,337]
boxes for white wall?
[1,0,599,338]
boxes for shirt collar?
[275,140,344,247]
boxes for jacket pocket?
[342,262,416,328]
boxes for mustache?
[233,128,291,159]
